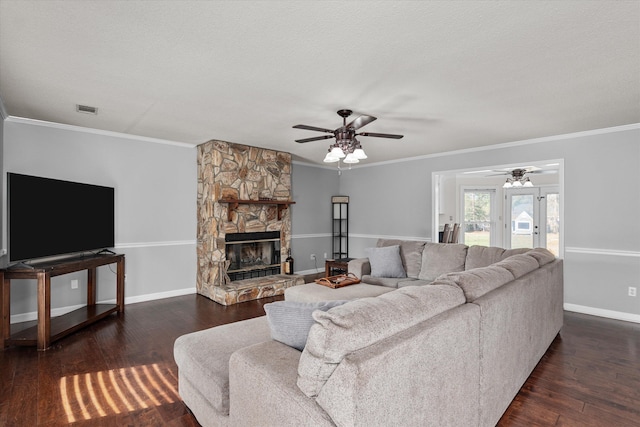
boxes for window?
[462,189,496,247]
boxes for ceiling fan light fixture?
[343,153,359,164]
[352,148,367,159]
[503,180,512,189]
[323,152,339,163]
[330,146,346,158]
[512,180,523,187]
[523,178,533,187]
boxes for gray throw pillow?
[365,245,407,278]
[264,300,349,351]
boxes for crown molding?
[331,123,640,169]
[5,116,197,148]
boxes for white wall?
[340,125,640,322]
[2,118,197,321]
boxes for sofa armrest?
[229,341,334,427]
[348,258,370,278]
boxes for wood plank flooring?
[1,294,638,426]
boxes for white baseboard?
[564,303,640,324]
[10,287,196,324]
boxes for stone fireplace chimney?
[196,140,302,305]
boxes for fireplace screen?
[225,231,281,281]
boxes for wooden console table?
[0,254,125,350]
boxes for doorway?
[432,160,564,258]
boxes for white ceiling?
[1,1,638,165]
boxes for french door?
[504,187,560,256]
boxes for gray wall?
[2,119,196,320]
[290,162,339,273]
[340,126,640,320]
[2,115,638,322]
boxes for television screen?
[8,173,115,262]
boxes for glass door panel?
[543,192,560,256]
[505,187,560,255]
[463,189,495,247]
[509,192,537,249]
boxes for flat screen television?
[7,173,115,263]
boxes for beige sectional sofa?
[174,241,563,427]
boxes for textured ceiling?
[0,1,638,165]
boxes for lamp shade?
[323,152,339,163]
[343,153,359,164]
[330,146,346,158]
[352,148,367,159]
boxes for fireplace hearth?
[225,231,281,281]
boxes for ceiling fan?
[293,109,403,164]
[488,167,557,188]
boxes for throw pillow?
[264,300,349,351]
[365,245,407,278]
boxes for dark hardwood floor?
[1,294,638,426]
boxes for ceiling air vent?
[76,104,98,115]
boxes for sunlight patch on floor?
[59,363,179,423]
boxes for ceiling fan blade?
[527,170,558,175]
[346,115,377,130]
[295,135,335,143]
[358,132,404,139]
[293,124,335,133]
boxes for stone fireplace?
[196,140,303,305]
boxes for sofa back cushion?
[297,284,465,397]
[418,243,468,282]
[493,254,540,278]
[465,246,530,270]
[525,247,556,266]
[377,239,426,278]
[437,266,516,302]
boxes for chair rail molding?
[564,247,640,258]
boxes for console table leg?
[1,273,9,348]
[37,272,51,351]
[116,258,125,313]
[87,267,97,306]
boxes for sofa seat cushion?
[464,246,530,270]
[285,282,394,303]
[437,266,516,302]
[297,284,466,397]
[376,239,426,278]
[360,275,411,288]
[418,243,469,282]
[174,316,271,415]
[397,278,433,288]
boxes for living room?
[0,1,638,426]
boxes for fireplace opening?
[225,231,281,281]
